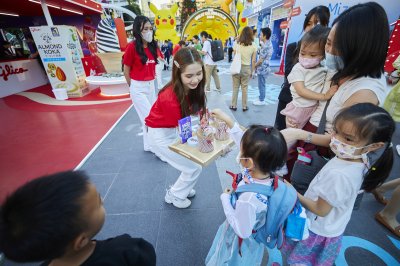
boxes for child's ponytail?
[362,143,393,192]
[333,103,396,192]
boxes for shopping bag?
[229,46,241,75]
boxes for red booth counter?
[0,58,48,98]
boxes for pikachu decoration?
[222,0,233,14]
[205,0,233,14]
[236,1,248,36]
[148,2,180,43]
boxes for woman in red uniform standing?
[123,15,161,152]
[145,47,206,208]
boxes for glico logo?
[0,64,28,81]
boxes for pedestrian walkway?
[3,65,400,265]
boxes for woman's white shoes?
[165,189,193,208]
[187,189,196,198]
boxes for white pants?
[148,127,202,199]
[155,63,163,90]
[130,80,156,151]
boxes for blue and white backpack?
[227,171,298,249]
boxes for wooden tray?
[168,137,234,167]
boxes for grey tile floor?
[81,108,226,266]
[3,63,400,265]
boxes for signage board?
[30,26,89,98]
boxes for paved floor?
[4,61,400,265]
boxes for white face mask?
[325,52,344,71]
[329,136,371,160]
[142,31,153,43]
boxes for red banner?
[291,6,301,17]
[283,0,295,9]
[280,21,289,29]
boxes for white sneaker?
[213,88,221,92]
[253,100,266,106]
[165,189,191,208]
[396,144,400,156]
[188,189,196,198]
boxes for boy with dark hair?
[253,27,273,106]
[0,171,156,265]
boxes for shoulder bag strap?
[316,71,332,134]
[316,99,330,134]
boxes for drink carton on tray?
[168,137,234,167]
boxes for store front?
[0,0,102,98]
[0,58,47,98]
[243,0,287,64]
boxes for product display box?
[169,137,234,167]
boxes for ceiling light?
[47,3,60,9]
[61,7,83,15]
[0,12,19,17]
[28,0,60,9]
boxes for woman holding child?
[282,2,389,177]
[145,47,206,209]
[275,5,331,130]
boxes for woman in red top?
[123,15,161,152]
[145,47,206,208]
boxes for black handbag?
[290,100,331,195]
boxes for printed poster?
[30,26,89,98]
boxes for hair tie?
[173,60,180,68]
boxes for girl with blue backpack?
[205,109,292,265]
[282,103,395,265]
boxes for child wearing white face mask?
[282,103,395,265]
[281,25,338,130]
[206,109,289,265]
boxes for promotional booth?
[0,0,102,98]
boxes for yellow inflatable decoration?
[182,8,237,44]
[236,1,248,36]
[148,2,180,44]
[205,0,233,14]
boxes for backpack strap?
[226,170,243,190]
[235,183,273,197]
